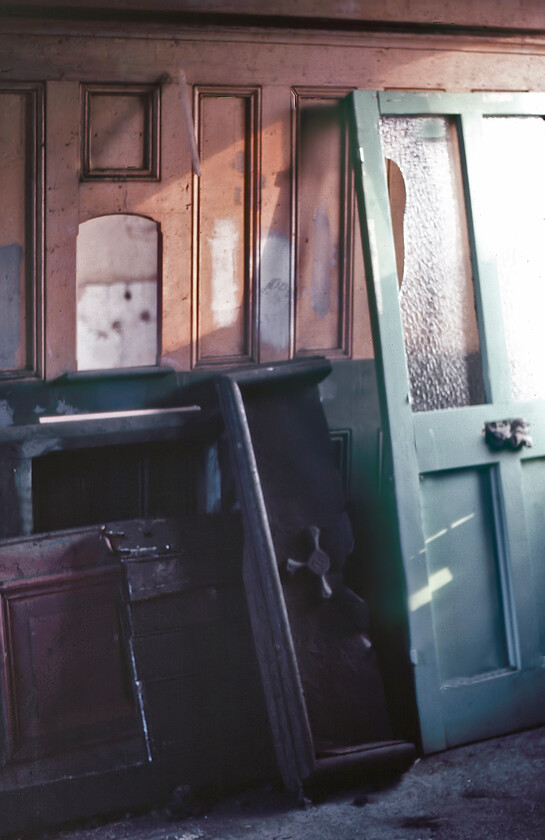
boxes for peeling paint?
[207,218,240,329]
[0,399,14,427]
[21,438,61,459]
[56,399,79,416]
[77,281,158,370]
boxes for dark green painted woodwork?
[320,359,418,743]
[420,466,509,683]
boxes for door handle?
[484,418,533,451]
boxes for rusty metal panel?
[194,87,259,366]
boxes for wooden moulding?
[81,83,160,181]
[216,371,315,795]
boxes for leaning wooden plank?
[216,374,315,795]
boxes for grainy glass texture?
[481,117,545,402]
[380,117,485,411]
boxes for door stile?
[350,91,447,752]
[458,110,512,405]
[493,457,542,670]
[489,458,523,671]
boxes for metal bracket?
[484,418,533,451]
[286,524,333,599]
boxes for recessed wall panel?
[195,88,259,366]
[419,467,509,684]
[82,84,159,179]
[294,91,352,357]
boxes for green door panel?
[521,457,545,658]
[420,466,509,684]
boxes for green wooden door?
[350,90,545,752]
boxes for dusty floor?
[37,726,545,840]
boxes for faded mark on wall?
[56,399,79,416]
[207,218,240,329]
[311,206,332,318]
[0,244,23,369]
[260,231,290,353]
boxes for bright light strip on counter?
[39,406,201,424]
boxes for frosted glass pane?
[380,117,485,412]
[481,117,545,401]
[77,215,158,371]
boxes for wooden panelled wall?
[3,25,545,382]
[3,25,545,381]
[2,78,368,378]
[0,28,394,381]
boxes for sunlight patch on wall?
[409,567,454,612]
[207,218,240,329]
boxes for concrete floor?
[37,726,545,840]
